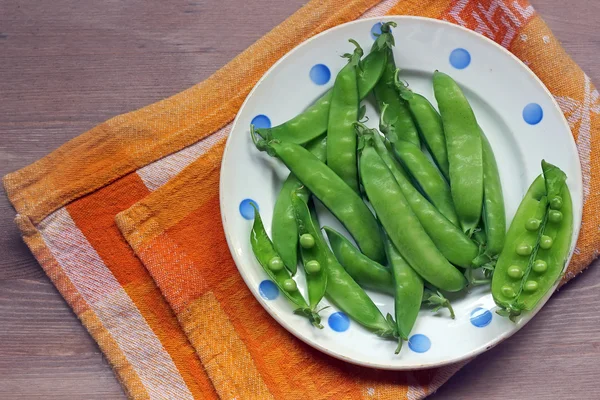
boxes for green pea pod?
[481,131,506,257]
[520,162,572,310]
[433,71,483,235]
[291,194,327,309]
[255,24,395,145]
[252,132,386,263]
[359,126,478,267]
[373,24,420,147]
[272,136,327,274]
[383,233,423,353]
[325,227,394,295]
[492,161,572,319]
[249,204,322,327]
[394,78,450,181]
[391,139,459,227]
[327,40,363,192]
[293,196,395,336]
[359,141,466,292]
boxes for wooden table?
[1,1,598,398]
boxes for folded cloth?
[4,0,599,398]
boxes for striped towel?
[4,0,598,398]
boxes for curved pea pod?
[249,204,322,327]
[395,80,449,181]
[359,142,466,292]
[433,71,483,235]
[391,139,459,227]
[481,131,506,257]
[252,132,386,263]
[325,227,394,296]
[493,161,572,319]
[256,25,394,145]
[327,40,362,193]
[290,194,327,309]
[373,34,420,147]
[300,202,395,337]
[362,126,478,267]
[383,233,423,353]
[272,136,327,274]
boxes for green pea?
[525,218,541,231]
[282,279,298,292]
[532,259,548,273]
[268,256,284,271]
[550,196,563,210]
[548,210,563,223]
[299,233,315,249]
[507,265,524,279]
[304,260,321,274]
[539,235,553,250]
[516,244,533,256]
[502,286,516,298]
[524,280,538,292]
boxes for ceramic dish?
[220,16,582,370]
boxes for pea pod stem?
[422,286,455,319]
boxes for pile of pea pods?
[249,21,573,352]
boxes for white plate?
[220,16,582,370]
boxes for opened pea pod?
[291,195,396,337]
[291,193,327,310]
[492,161,573,320]
[249,204,322,328]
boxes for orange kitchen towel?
[4,0,599,399]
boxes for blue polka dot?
[251,114,271,129]
[470,307,493,328]
[408,334,431,353]
[328,312,350,332]
[309,64,331,85]
[523,103,543,125]
[449,48,471,69]
[259,280,279,300]
[371,22,383,40]
[239,199,258,220]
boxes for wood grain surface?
[1,1,599,399]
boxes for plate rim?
[219,15,583,370]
